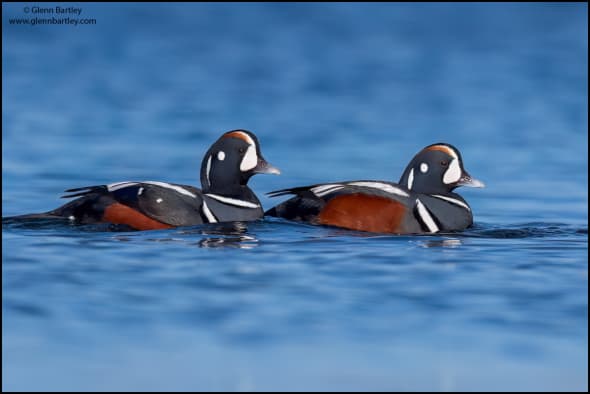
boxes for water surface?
[2,3,588,391]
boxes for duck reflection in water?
[181,221,259,249]
[419,238,463,248]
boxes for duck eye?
[440,160,448,167]
[239,147,245,154]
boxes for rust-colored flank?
[103,203,173,231]
[317,193,407,233]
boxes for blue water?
[2,3,588,391]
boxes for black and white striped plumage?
[24,130,280,230]
[266,143,484,234]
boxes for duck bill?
[457,171,485,188]
[253,158,281,175]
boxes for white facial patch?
[138,187,144,196]
[240,145,258,172]
[156,198,163,203]
[443,158,461,184]
[408,168,415,190]
[420,163,428,173]
[217,151,225,161]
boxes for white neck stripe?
[416,198,439,233]
[430,194,471,211]
[408,168,414,190]
[205,155,212,187]
[205,193,260,209]
[201,200,218,223]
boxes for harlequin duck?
[265,143,484,234]
[15,130,280,230]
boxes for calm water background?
[2,3,588,391]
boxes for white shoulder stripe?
[311,184,342,194]
[107,181,138,191]
[416,198,439,233]
[430,194,471,211]
[201,200,218,223]
[107,181,197,198]
[316,186,345,197]
[347,181,409,197]
[311,184,345,197]
[142,181,197,198]
[205,193,260,209]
